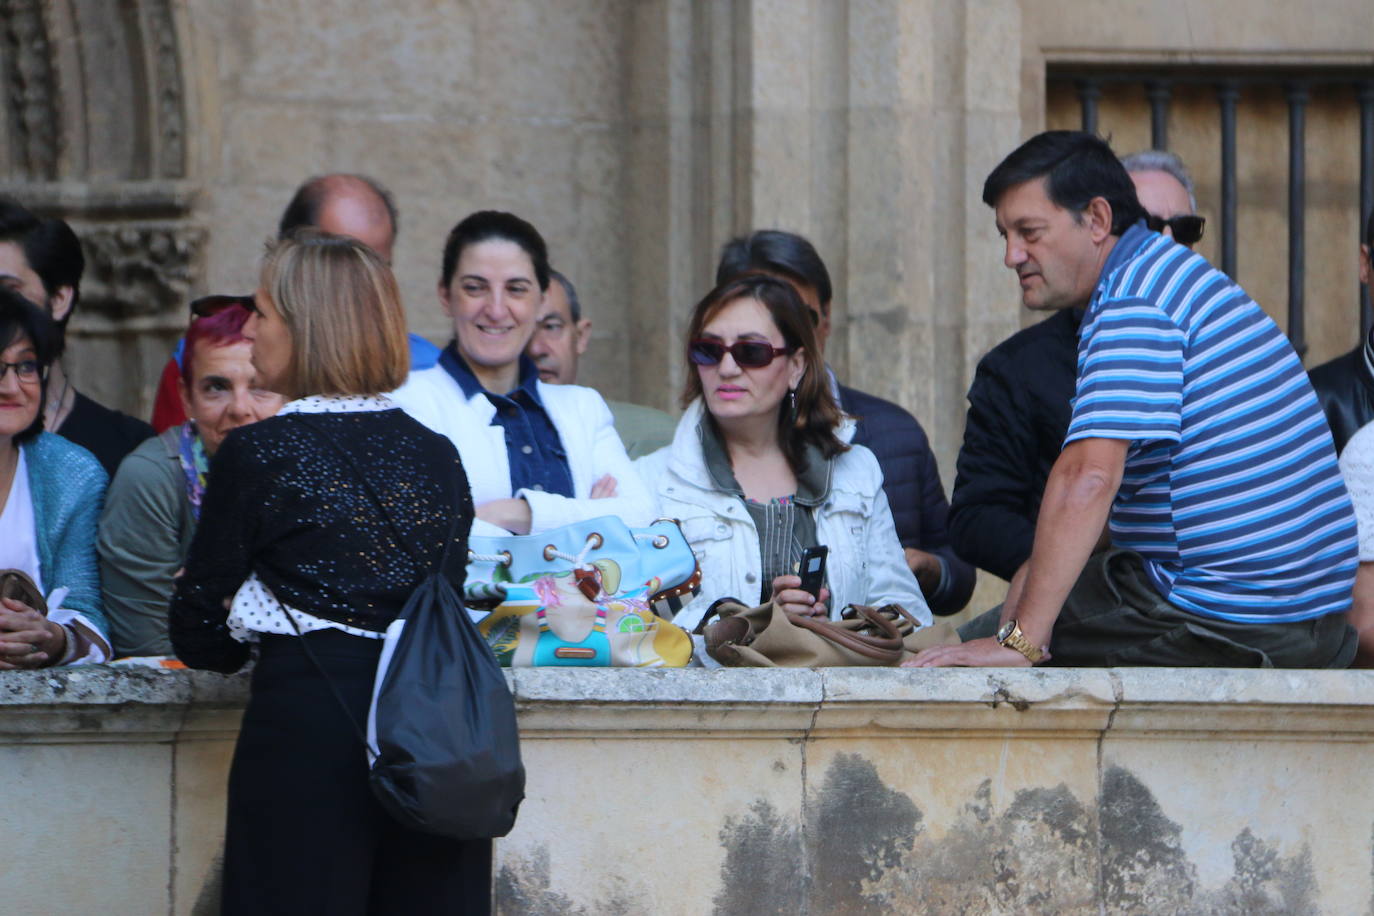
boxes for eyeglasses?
[0,360,41,383]
[688,339,794,369]
[190,294,255,319]
[1145,214,1206,247]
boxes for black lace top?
[169,403,472,673]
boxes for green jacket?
[98,428,195,657]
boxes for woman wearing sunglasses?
[99,297,285,657]
[635,273,931,638]
[0,287,111,667]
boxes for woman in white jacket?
[636,273,930,634]
[393,210,655,536]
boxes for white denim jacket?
[634,399,931,633]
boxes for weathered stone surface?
[1,666,1374,912]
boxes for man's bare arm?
[909,436,1127,667]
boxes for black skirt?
[222,629,492,916]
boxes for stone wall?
[6,665,1374,915]
[3,0,1372,465]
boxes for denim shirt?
[437,344,575,498]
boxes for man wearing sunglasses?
[1308,207,1374,454]
[714,231,976,616]
[949,149,1204,584]
[916,131,1354,670]
[1121,150,1206,248]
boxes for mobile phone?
[798,545,829,600]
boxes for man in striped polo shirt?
[912,131,1357,668]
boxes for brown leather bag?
[702,599,959,667]
[0,569,47,615]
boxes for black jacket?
[948,308,1080,581]
[170,408,473,673]
[839,383,975,615]
[1308,342,1374,455]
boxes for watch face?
[996,621,1015,642]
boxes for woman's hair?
[681,273,848,470]
[181,302,252,383]
[715,230,834,311]
[0,197,84,356]
[259,230,409,398]
[438,210,550,292]
[0,286,58,445]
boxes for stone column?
[626,0,1024,474]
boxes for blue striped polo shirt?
[1066,222,1356,623]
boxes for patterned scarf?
[177,421,210,521]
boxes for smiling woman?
[392,210,655,536]
[0,287,110,667]
[98,300,284,657]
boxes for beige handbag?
[0,569,46,615]
[702,599,959,667]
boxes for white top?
[392,365,657,536]
[225,394,397,643]
[0,450,106,664]
[1340,420,1374,562]
[0,449,42,588]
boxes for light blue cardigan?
[21,432,109,640]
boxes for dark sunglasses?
[190,294,255,318]
[1145,214,1205,246]
[688,339,794,369]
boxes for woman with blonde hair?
[170,230,488,914]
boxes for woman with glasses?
[99,297,285,657]
[393,210,654,535]
[635,273,930,637]
[0,287,111,666]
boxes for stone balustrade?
[2,665,1372,914]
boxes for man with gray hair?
[949,148,1204,580]
[526,268,675,459]
[1120,150,1206,247]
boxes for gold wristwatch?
[995,619,1045,663]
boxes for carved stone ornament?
[2,0,60,179]
[78,223,206,318]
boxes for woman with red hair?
[98,297,284,657]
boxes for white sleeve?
[519,394,659,534]
[1340,423,1374,562]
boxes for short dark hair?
[681,273,847,471]
[439,210,550,292]
[278,174,399,239]
[0,196,84,354]
[1366,207,1373,250]
[982,131,1146,236]
[549,269,582,322]
[0,286,59,444]
[715,230,833,310]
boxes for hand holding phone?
[798,545,829,600]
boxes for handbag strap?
[277,606,373,754]
[786,605,905,663]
